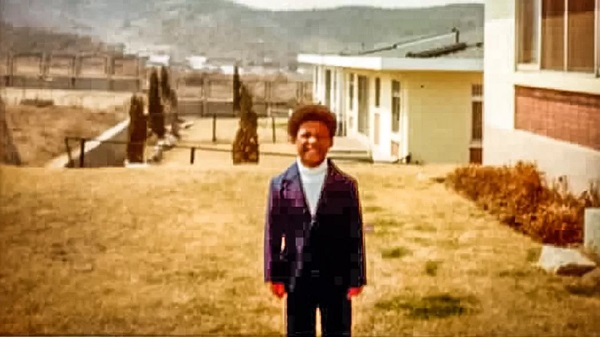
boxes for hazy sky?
[230,0,484,11]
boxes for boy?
[264,104,367,337]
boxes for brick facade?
[515,86,600,151]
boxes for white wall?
[483,0,600,194]
[482,1,516,131]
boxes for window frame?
[391,80,402,134]
[374,77,381,108]
[515,0,600,77]
[348,72,354,111]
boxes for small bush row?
[446,161,600,245]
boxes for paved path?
[159,117,372,168]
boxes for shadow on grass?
[375,293,480,320]
[364,205,385,214]
[381,246,411,259]
[411,223,437,232]
[526,247,539,263]
[374,217,406,228]
[425,260,441,276]
[564,283,600,297]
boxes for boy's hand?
[270,282,286,298]
[347,287,363,299]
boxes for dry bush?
[446,161,600,245]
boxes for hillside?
[0,21,112,56]
[0,0,484,64]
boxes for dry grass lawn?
[1,161,599,336]
[176,116,290,146]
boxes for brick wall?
[515,86,600,151]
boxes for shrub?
[446,161,600,246]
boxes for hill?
[0,0,484,64]
[0,21,112,56]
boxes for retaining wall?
[46,119,130,168]
[1,87,131,110]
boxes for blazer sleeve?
[348,179,367,287]
[264,178,286,283]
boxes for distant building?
[146,54,170,67]
[299,29,484,164]
[186,56,208,70]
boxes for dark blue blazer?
[263,158,367,293]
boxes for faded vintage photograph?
[1,0,599,336]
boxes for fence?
[64,137,204,167]
[1,52,144,92]
[63,113,292,168]
[175,78,312,118]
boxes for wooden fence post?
[272,115,276,143]
[212,112,217,143]
[190,147,196,165]
[64,137,73,165]
[79,138,86,168]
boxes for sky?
[230,0,484,11]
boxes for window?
[375,77,381,107]
[332,70,337,109]
[517,0,541,64]
[325,69,331,107]
[348,73,354,110]
[472,84,483,97]
[471,84,483,142]
[471,102,483,141]
[566,0,596,72]
[357,75,369,135]
[391,80,401,133]
[517,0,598,74]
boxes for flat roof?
[297,53,483,72]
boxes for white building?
[299,30,485,164]
[483,0,600,193]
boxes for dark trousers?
[286,274,352,337]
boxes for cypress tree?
[126,94,146,163]
[233,64,241,113]
[148,68,165,139]
[160,65,170,100]
[232,84,259,164]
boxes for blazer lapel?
[314,159,342,217]
[281,161,309,214]
[281,158,343,218]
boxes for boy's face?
[291,120,333,168]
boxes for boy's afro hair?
[287,104,337,139]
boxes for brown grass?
[0,162,599,336]
[4,104,127,166]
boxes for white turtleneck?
[297,157,328,216]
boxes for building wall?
[404,71,482,164]
[515,86,600,151]
[484,0,600,194]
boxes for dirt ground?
[1,161,599,336]
[4,104,127,166]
